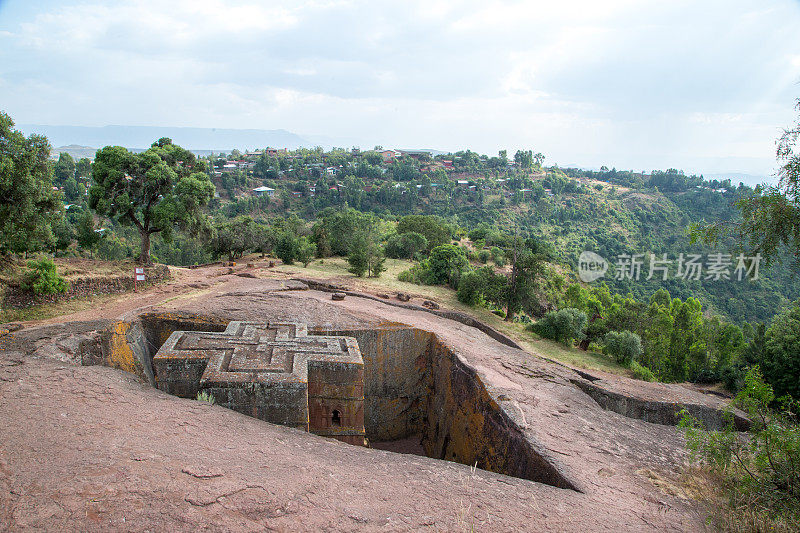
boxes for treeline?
[529,282,800,401]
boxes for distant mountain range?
[20,124,313,154]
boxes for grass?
[272,255,632,376]
[0,256,163,324]
[0,291,128,323]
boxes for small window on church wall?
[332,409,341,426]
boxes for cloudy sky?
[1,0,800,178]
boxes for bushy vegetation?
[680,367,800,530]
[530,308,588,346]
[20,258,68,295]
[604,330,642,365]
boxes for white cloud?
[1,0,799,175]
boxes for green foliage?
[312,208,378,257]
[296,237,317,267]
[531,308,588,346]
[457,270,484,306]
[206,216,261,261]
[384,231,428,259]
[275,232,299,265]
[761,300,800,401]
[426,244,468,286]
[0,111,63,256]
[604,330,642,365]
[489,246,505,266]
[96,232,134,261]
[396,215,452,251]
[53,152,75,184]
[347,238,368,277]
[196,390,216,405]
[89,139,214,263]
[75,210,101,255]
[20,258,68,295]
[679,367,800,529]
[347,234,385,277]
[630,361,655,381]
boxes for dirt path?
[20,264,256,326]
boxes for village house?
[252,186,275,198]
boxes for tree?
[396,215,451,252]
[347,234,385,277]
[53,152,75,184]
[504,236,548,321]
[514,150,533,169]
[275,232,299,265]
[63,176,84,201]
[532,308,588,346]
[457,270,483,305]
[604,330,643,365]
[0,111,63,257]
[761,300,800,401]
[75,209,101,257]
[426,244,468,286]
[89,139,215,264]
[206,216,260,261]
[347,236,369,277]
[51,215,74,253]
[296,237,317,267]
[695,99,800,264]
[75,158,92,179]
[313,208,377,256]
[384,231,428,259]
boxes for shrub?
[630,361,655,382]
[477,249,490,263]
[296,237,316,267]
[347,243,368,277]
[21,258,69,295]
[398,263,426,284]
[490,246,505,266]
[604,330,642,365]
[457,270,483,306]
[275,233,299,264]
[384,232,428,259]
[426,244,468,286]
[530,308,587,346]
[679,367,800,530]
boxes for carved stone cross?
[153,321,366,445]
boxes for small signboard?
[134,267,145,291]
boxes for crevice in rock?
[96,312,581,492]
[571,378,750,431]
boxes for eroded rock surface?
[0,274,728,531]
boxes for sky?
[1,0,800,179]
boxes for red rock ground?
[0,263,723,531]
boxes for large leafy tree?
[504,237,549,321]
[53,152,75,184]
[0,111,63,257]
[89,138,215,264]
[396,214,451,252]
[761,299,800,401]
[206,216,262,262]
